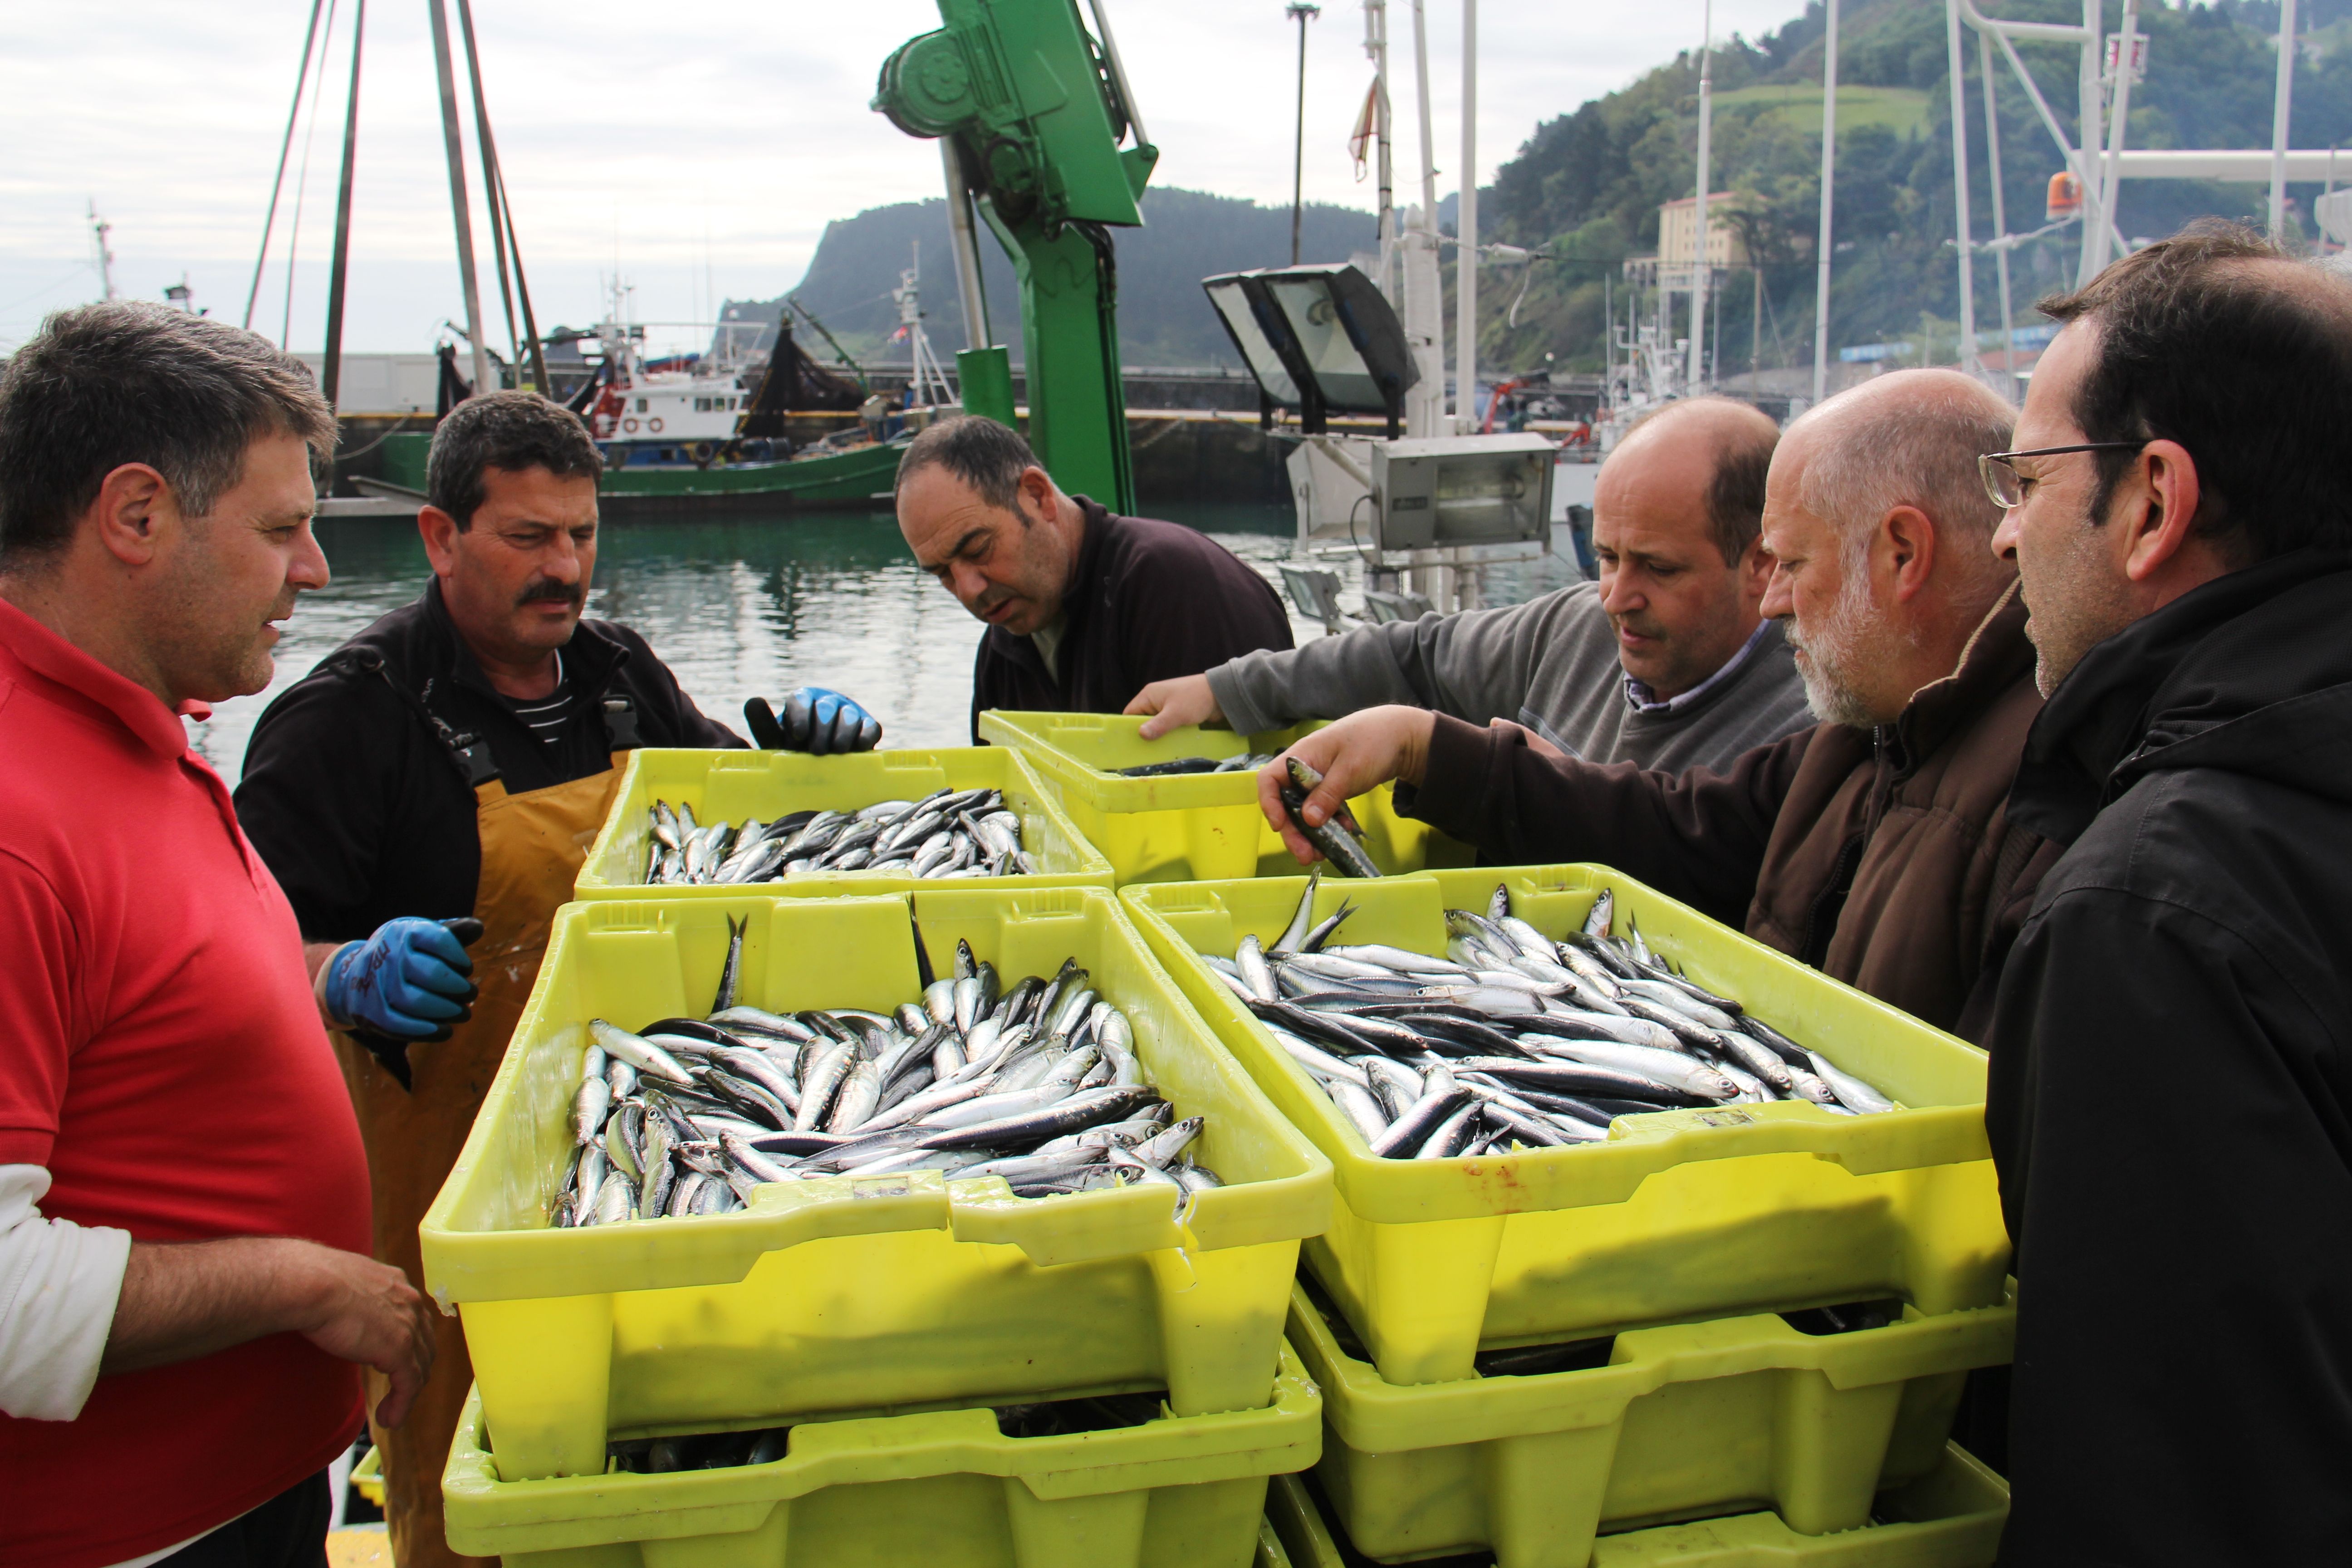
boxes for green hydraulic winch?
[875,0,1155,514]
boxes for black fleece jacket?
[1988,549,2352,1566]
[234,580,739,941]
[970,497,1293,737]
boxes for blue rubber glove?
[744,688,883,755]
[324,917,480,1040]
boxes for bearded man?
[1254,369,2050,1040]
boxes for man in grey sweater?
[1127,397,1813,774]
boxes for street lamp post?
[1289,1,1322,265]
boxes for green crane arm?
[875,0,1155,513]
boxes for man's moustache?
[517,581,583,608]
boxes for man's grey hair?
[1793,371,2015,596]
[893,415,1041,513]
[0,302,338,567]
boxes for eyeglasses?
[1978,443,2147,510]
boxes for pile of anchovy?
[644,787,1035,885]
[1114,753,1277,777]
[1193,876,1897,1161]
[551,926,1222,1226]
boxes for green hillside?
[1479,0,2352,376]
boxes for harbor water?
[187,503,1586,785]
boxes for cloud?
[2,0,1808,353]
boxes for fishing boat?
[564,283,917,516]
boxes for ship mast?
[88,201,118,302]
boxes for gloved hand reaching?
[323,917,480,1041]
[744,688,883,755]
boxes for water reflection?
[190,502,1583,785]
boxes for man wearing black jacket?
[894,416,1294,736]
[1984,224,2352,1563]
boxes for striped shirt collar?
[1623,619,1773,718]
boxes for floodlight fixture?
[1201,263,1417,436]
[1370,434,1555,553]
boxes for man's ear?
[1017,464,1057,521]
[89,463,173,567]
[1878,504,1940,604]
[2119,439,2206,585]
[417,505,461,575]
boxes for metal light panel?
[1371,435,1555,552]
[1201,263,1416,434]
[1203,277,1301,406]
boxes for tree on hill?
[1477,0,2352,377]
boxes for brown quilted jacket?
[1401,588,2055,1039]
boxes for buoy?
[622,417,640,433]
[2046,172,2082,223]
[649,417,665,433]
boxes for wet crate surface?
[1288,1281,2011,1568]
[422,888,1332,1480]
[441,1343,1323,1566]
[1123,866,2010,1386]
[576,745,1112,900]
[1262,1446,2010,1568]
[976,711,1474,886]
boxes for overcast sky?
[2,0,1812,358]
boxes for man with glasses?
[1980,223,2352,1563]
[1250,368,2053,1042]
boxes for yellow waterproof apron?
[333,755,627,1568]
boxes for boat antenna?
[1811,0,1838,404]
[1287,2,1321,265]
[87,201,118,302]
[244,0,328,330]
[1687,0,1712,392]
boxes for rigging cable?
[456,0,543,390]
[280,0,342,349]
[275,0,341,348]
[245,0,329,331]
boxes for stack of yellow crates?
[416,720,2021,1568]
[419,745,1337,1568]
[1120,862,2019,1568]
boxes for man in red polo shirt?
[0,303,437,1568]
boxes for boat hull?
[596,441,904,516]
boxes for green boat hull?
[596,441,906,515]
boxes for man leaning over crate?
[233,392,859,1568]
[1127,397,1815,778]
[0,303,436,1568]
[1255,369,2053,1045]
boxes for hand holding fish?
[1259,706,1436,866]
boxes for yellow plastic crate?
[575,746,1112,899]
[350,1445,384,1508]
[1122,866,2011,1387]
[421,888,1333,1481]
[975,711,1475,886]
[441,1346,1322,1566]
[1290,1281,2010,1568]
[1262,1448,2010,1568]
